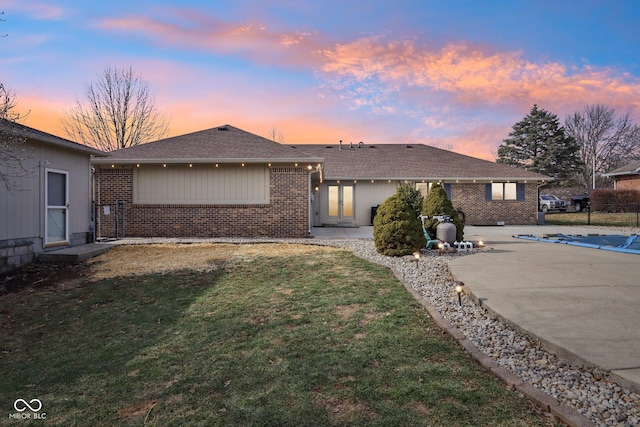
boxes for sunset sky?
[1,0,639,160]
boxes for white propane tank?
[436,222,457,244]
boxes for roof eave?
[603,169,640,177]
[28,136,108,157]
[91,157,325,165]
[321,176,550,182]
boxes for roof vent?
[325,145,333,148]
[406,145,414,148]
[369,145,376,148]
[358,141,364,148]
[217,125,229,131]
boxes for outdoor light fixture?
[413,251,420,268]
[478,240,485,249]
[453,281,465,306]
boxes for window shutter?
[517,183,525,201]
[485,183,492,201]
[444,183,452,199]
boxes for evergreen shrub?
[422,183,464,241]
[373,185,425,256]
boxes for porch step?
[38,243,116,263]
[323,222,358,228]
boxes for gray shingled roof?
[91,124,549,181]
[292,143,549,181]
[0,119,107,156]
[93,124,322,164]
[604,160,640,177]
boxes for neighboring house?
[91,125,549,240]
[0,120,107,274]
[604,160,640,191]
[293,142,550,227]
[91,125,323,239]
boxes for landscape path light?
[453,281,465,306]
[413,251,420,268]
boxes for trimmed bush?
[422,183,464,241]
[590,189,640,213]
[397,184,424,218]
[373,185,425,256]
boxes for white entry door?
[327,184,354,223]
[46,169,69,245]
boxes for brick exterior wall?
[95,166,310,238]
[451,183,538,225]
[615,175,640,191]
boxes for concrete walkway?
[449,225,640,394]
[38,242,117,263]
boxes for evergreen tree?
[373,185,425,256]
[422,183,464,242]
[497,105,583,184]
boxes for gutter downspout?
[537,181,549,223]
[308,165,322,235]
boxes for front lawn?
[0,244,552,426]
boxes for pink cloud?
[94,9,640,121]
[17,7,640,162]
[2,1,64,20]
[318,36,640,117]
[95,9,326,69]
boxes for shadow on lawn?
[0,269,220,424]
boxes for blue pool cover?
[514,234,640,255]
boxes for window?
[415,182,431,196]
[493,183,516,200]
[416,182,452,199]
[487,183,524,201]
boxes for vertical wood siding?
[133,165,270,204]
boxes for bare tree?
[430,142,454,151]
[564,105,640,189]
[63,65,170,151]
[268,126,285,143]
[0,83,34,191]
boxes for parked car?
[539,194,568,212]
[570,190,592,212]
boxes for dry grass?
[0,243,554,426]
[87,243,339,280]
